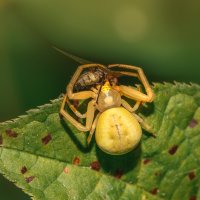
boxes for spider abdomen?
[95,107,142,155]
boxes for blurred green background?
[0,0,200,199]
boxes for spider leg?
[121,99,141,113]
[87,113,101,144]
[121,84,142,112]
[65,86,100,119]
[60,64,107,132]
[133,113,155,136]
[60,94,96,132]
[67,64,108,100]
[120,85,153,102]
[108,64,154,102]
[65,96,86,118]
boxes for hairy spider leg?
[132,113,155,136]
[108,64,154,102]
[60,94,96,132]
[65,96,86,118]
[60,64,107,131]
[87,113,101,144]
[67,64,108,100]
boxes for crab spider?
[60,64,154,155]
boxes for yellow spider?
[60,64,154,155]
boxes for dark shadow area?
[60,116,93,153]
[96,143,142,179]
[138,102,155,117]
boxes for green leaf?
[0,82,200,200]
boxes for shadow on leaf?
[139,102,155,117]
[60,117,93,153]
[96,143,142,180]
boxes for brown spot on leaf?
[189,196,196,200]
[90,161,100,171]
[73,157,80,165]
[188,171,196,180]
[6,129,18,137]
[189,119,198,128]
[114,169,123,179]
[0,135,3,145]
[150,188,158,195]
[154,172,160,176]
[143,159,151,165]
[168,145,178,155]
[42,133,52,145]
[64,167,69,174]
[21,166,27,174]
[25,176,35,183]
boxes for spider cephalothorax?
[60,64,154,155]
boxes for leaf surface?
[0,83,200,200]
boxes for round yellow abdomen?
[95,107,142,155]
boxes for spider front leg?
[65,96,86,118]
[65,86,100,119]
[108,64,154,102]
[67,64,107,100]
[121,85,142,112]
[120,85,153,102]
[60,94,96,132]
[122,99,141,112]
